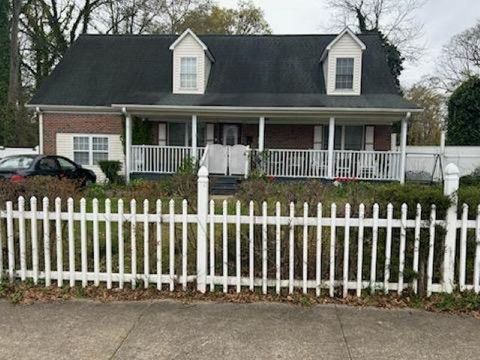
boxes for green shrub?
[460,167,480,186]
[98,160,122,184]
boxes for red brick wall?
[265,124,314,149]
[43,113,123,155]
[374,125,392,151]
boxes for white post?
[192,114,198,161]
[399,112,410,184]
[36,107,44,154]
[124,110,132,183]
[327,117,335,179]
[197,166,209,293]
[258,116,265,152]
[443,163,459,293]
[440,130,446,154]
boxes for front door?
[223,125,239,146]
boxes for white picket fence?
[0,163,478,297]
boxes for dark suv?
[0,155,96,186]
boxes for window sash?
[73,136,109,166]
[180,57,197,89]
[335,58,354,90]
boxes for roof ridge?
[78,32,381,38]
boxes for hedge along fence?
[0,164,478,298]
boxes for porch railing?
[251,149,329,178]
[131,145,205,173]
[333,150,401,181]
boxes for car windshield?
[0,156,34,170]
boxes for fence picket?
[43,197,51,287]
[182,199,188,290]
[156,200,162,290]
[80,198,87,287]
[93,199,100,286]
[316,203,322,297]
[131,199,137,289]
[384,203,393,293]
[413,204,421,294]
[6,201,14,282]
[357,204,365,297]
[289,202,295,294]
[343,204,351,298]
[31,197,39,285]
[18,197,26,281]
[118,199,125,289]
[210,200,215,291]
[249,201,254,291]
[370,204,379,293]
[475,205,480,294]
[262,202,268,295]
[330,203,337,297]
[55,198,63,287]
[106,199,112,289]
[275,202,281,294]
[398,203,407,293]
[169,199,174,291]
[303,203,308,294]
[459,204,468,291]
[67,198,75,287]
[223,200,228,293]
[427,205,436,297]
[236,201,241,293]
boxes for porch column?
[258,116,265,152]
[191,114,198,160]
[327,117,335,179]
[124,110,132,183]
[399,112,411,184]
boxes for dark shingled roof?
[30,33,416,109]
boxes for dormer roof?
[169,28,215,62]
[320,27,366,62]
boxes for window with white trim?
[335,58,354,90]
[180,57,197,89]
[73,136,109,166]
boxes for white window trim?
[179,56,199,91]
[334,57,355,92]
[73,134,110,166]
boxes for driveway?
[0,300,478,359]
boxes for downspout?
[36,107,44,154]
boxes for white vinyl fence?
[0,146,39,159]
[0,164,478,297]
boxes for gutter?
[111,104,423,116]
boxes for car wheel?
[83,178,94,187]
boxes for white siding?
[56,133,124,182]
[172,34,211,94]
[325,33,363,95]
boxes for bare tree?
[8,0,22,106]
[432,21,480,92]
[326,0,427,62]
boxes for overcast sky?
[219,0,480,88]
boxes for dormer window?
[180,57,198,90]
[335,58,354,90]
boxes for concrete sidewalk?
[0,300,478,359]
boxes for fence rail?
[131,145,205,174]
[0,164,477,297]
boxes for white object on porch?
[207,144,228,174]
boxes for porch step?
[211,176,243,195]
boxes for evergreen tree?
[446,76,480,145]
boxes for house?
[28,28,421,183]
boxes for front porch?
[123,110,409,183]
